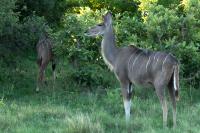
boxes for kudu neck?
[101,25,118,69]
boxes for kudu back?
[85,12,180,127]
[36,34,56,92]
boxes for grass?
[0,57,200,133]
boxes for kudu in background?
[36,33,56,92]
[85,12,180,127]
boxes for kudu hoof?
[176,96,180,101]
[44,81,48,86]
[36,87,40,92]
[173,124,177,129]
[163,122,167,128]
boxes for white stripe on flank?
[153,53,157,61]
[154,52,160,66]
[154,52,160,60]
[146,56,151,72]
[128,53,136,73]
[155,58,159,66]
[162,54,169,71]
[132,52,143,71]
[173,67,177,91]
[124,100,131,121]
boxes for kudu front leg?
[121,82,133,122]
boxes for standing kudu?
[36,34,56,92]
[85,12,180,127]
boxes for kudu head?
[85,12,113,37]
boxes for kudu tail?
[173,65,179,101]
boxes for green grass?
[0,57,200,133]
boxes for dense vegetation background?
[0,0,200,132]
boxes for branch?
[182,70,200,81]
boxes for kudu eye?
[97,24,103,26]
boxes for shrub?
[53,8,115,87]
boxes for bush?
[52,3,200,88]
[53,8,115,87]
[0,0,50,64]
[144,4,180,49]
[144,2,200,85]
[0,0,19,64]
[1,0,199,89]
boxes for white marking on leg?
[173,68,177,91]
[127,83,132,94]
[130,85,133,93]
[124,99,131,121]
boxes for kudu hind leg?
[155,85,168,127]
[168,85,177,128]
[36,63,47,92]
[52,60,56,81]
[52,60,56,88]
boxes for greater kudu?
[36,34,56,92]
[85,12,180,127]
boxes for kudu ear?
[103,12,112,26]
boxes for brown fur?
[36,34,56,92]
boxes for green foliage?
[143,2,200,84]
[52,3,200,87]
[53,8,116,87]
[144,4,180,48]
[0,0,19,37]
[138,0,158,13]
[172,41,200,83]
[0,0,49,67]
[1,1,200,132]
[16,0,68,26]
[0,0,19,61]
[181,0,200,43]
[82,0,138,14]
[158,0,181,8]
[20,15,50,49]
[115,13,145,46]
[1,0,200,87]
